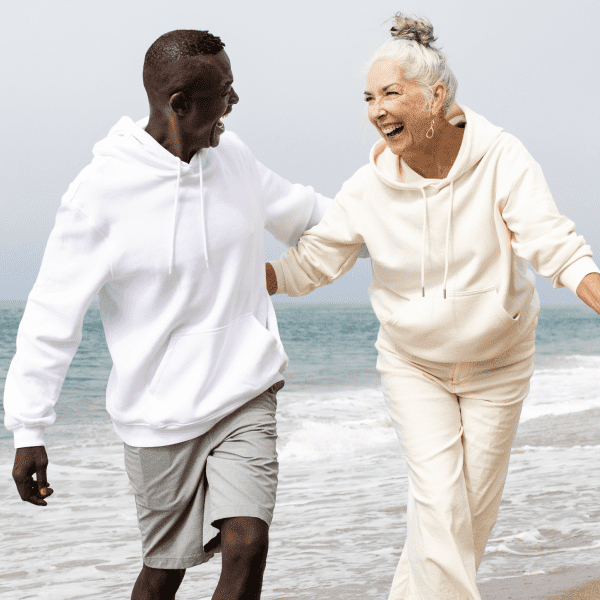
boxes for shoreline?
[514,407,600,448]
[478,564,600,599]
[479,406,600,599]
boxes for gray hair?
[368,13,458,116]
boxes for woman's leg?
[377,342,481,600]
[458,394,523,569]
[457,335,535,569]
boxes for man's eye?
[221,88,231,97]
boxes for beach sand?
[478,564,600,599]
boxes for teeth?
[381,123,403,135]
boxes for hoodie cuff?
[557,257,600,295]
[13,426,46,449]
[271,260,287,295]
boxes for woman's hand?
[576,272,600,315]
[266,263,277,295]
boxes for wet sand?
[479,564,600,599]
[478,407,600,600]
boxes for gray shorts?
[123,382,282,569]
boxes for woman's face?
[365,60,432,157]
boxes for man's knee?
[141,564,185,589]
[221,517,269,565]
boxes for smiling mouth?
[216,110,231,132]
[380,123,404,138]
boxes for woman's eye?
[386,91,398,95]
[364,97,373,103]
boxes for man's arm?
[5,205,112,506]
[237,139,331,247]
[4,205,112,448]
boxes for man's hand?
[266,262,277,296]
[13,446,54,507]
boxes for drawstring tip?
[443,289,446,299]
[422,287,425,298]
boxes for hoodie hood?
[93,116,209,273]
[370,105,503,191]
[93,116,207,175]
[370,105,504,299]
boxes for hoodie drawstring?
[168,159,182,275]
[420,181,454,299]
[420,188,428,297]
[199,161,209,269]
[442,181,454,300]
[168,156,210,274]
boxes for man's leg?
[131,565,186,600]
[212,517,269,600]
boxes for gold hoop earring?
[426,119,435,139]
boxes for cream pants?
[376,326,536,600]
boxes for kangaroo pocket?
[148,313,287,426]
[383,287,521,363]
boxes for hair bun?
[390,12,437,48]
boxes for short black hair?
[143,30,225,94]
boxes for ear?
[431,82,447,118]
[169,92,189,117]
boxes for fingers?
[16,477,53,506]
[36,460,49,495]
[19,477,53,506]
[13,446,53,507]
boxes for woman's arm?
[499,145,600,296]
[576,272,600,315]
[267,185,365,297]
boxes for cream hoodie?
[273,105,599,363]
[4,117,330,448]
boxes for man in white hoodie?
[5,30,330,600]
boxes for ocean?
[1,301,599,599]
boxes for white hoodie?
[4,117,329,448]
[273,106,599,363]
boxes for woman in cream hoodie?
[267,13,600,600]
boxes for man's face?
[176,50,239,149]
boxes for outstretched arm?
[576,272,600,315]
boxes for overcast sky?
[1,0,598,304]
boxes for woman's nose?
[369,100,386,121]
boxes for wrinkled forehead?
[365,59,409,92]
